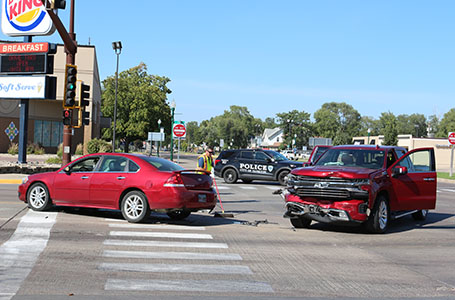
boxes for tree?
[436,108,455,138]
[263,117,277,129]
[101,63,172,152]
[276,110,312,148]
[313,102,361,145]
[427,114,440,137]
[396,113,427,137]
[380,112,398,146]
[359,116,381,138]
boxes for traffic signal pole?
[41,0,77,166]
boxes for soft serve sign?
[1,0,55,36]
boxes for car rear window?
[139,156,184,172]
[218,150,236,159]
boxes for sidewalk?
[0,173,27,184]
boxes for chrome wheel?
[121,191,149,223]
[366,196,389,234]
[27,183,51,211]
[378,200,388,230]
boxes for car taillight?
[214,159,220,166]
[163,173,185,187]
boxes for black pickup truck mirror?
[392,166,408,177]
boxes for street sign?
[1,0,56,36]
[173,123,186,138]
[4,121,18,142]
[0,53,54,74]
[0,75,56,99]
[449,132,455,145]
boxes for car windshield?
[312,147,330,162]
[315,149,385,169]
[265,150,288,161]
[139,156,184,171]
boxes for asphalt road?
[1,156,455,300]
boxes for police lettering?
[240,163,269,172]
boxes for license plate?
[198,194,207,202]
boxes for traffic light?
[79,83,90,126]
[63,64,77,108]
[50,0,66,9]
[63,109,72,126]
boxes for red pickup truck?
[282,145,436,233]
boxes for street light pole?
[170,100,176,161]
[112,41,122,152]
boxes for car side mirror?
[392,166,407,177]
[64,166,71,174]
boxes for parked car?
[214,149,303,185]
[282,145,436,233]
[18,153,216,222]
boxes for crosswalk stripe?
[265,186,281,190]
[104,239,228,248]
[109,231,212,239]
[439,189,455,192]
[105,279,274,293]
[108,223,206,230]
[103,250,242,260]
[0,211,57,300]
[215,186,230,190]
[100,262,253,274]
[240,186,257,190]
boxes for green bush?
[99,142,113,153]
[87,138,112,154]
[46,156,62,164]
[57,143,63,158]
[27,143,45,155]
[75,143,84,155]
[7,143,18,155]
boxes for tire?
[278,170,290,186]
[121,191,149,223]
[223,169,238,184]
[290,217,312,228]
[242,179,253,184]
[167,209,191,220]
[27,182,52,211]
[412,209,428,221]
[366,196,389,233]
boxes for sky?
[1,0,454,124]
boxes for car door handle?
[81,176,89,180]
[117,176,126,180]
[423,177,435,181]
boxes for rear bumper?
[146,187,217,211]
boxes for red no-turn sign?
[173,123,186,138]
[449,132,455,145]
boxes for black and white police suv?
[213,149,303,185]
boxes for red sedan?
[18,153,216,222]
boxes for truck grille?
[295,188,350,198]
[287,174,369,200]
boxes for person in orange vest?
[197,146,214,174]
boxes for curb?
[0,179,22,184]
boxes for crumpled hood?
[291,166,375,179]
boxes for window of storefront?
[34,120,63,147]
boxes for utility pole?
[41,0,77,166]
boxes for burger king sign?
[1,0,55,36]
